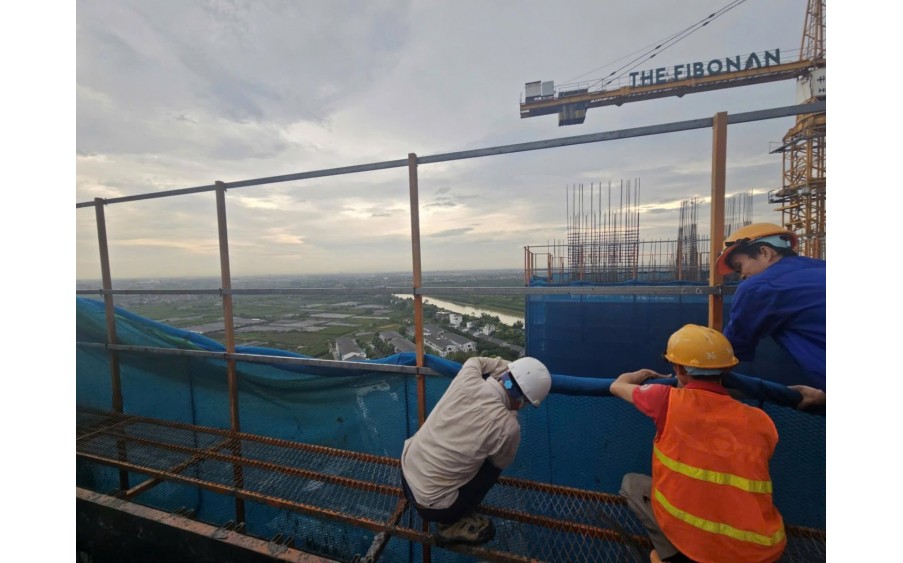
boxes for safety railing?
[76,101,826,562]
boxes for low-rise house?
[423,324,476,358]
[379,331,417,354]
[334,336,367,361]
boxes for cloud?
[263,233,305,246]
[76,0,810,277]
[429,227,473,238]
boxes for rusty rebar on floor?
[76,407,825,562]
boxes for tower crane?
[767,0,825,259]
[518,0,826,259]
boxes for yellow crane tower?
[768,0,826,259]
[519,0,826,259]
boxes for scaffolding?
[768,0,826,259]
[77,102,826,563]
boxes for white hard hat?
[507,357,552,407]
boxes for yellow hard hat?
[714,223,798,275]
[663,324,739,369]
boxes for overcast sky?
[74,0,822,279]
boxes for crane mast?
[768,0,826,259]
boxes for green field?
[106,272,527,361]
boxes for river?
[393,295,524,326]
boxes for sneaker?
[436,513,496,545]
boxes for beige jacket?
[401,357,519,509]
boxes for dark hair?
[732,242,797,262]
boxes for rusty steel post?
[94,198,123,412]
[407,155,426,428]
[94,197,129,492]
[708,112,728,331]
[407,153,431,563]
[215,181,245,524]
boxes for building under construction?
[525,185,754,284]
[77,104,825,563]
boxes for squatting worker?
[715,223,826,405]
[400,356,552,545]
[611,324,786,563]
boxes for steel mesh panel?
[76,408,660,562]
[765,402,826,529]
[77,399,826,563]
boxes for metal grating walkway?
[76,407,826,562]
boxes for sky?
[72,0,829,280]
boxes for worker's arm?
[609,369,670,404]
[473,356,510,381]
[789,385,826,409]
[723,283,783,361]
[457,356,507,384]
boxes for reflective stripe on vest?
[650,387,785,561]
[653,445,773,493]
[654,488,787,547]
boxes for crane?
[767,0,826,259]
[519,52,816,126]
[519,0,826,259]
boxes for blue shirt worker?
[715,223,826,394]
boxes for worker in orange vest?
[610,324,786,563]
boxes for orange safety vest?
[651,387,786,563]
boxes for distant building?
[333,336,367,361]
[390,337,416,354]
[449,313,463,327]
[422,324,476,358]
[482,324,496,336]
[379,331,417,354]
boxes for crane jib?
[629,49,782,87]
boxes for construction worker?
[400,356,552,545]
[611,324,786,563]
[714,223,826,398]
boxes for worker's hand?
[611,369,671,404]
[617,369,670,385]
[789,385,826,410]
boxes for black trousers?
[400,459,502,524]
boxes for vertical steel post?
[215,181,245,524]
[709,112,728,330]
[94,198,129,492]
[407,154,431,563]
[94,198,123,413]
[407,154,426,428]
